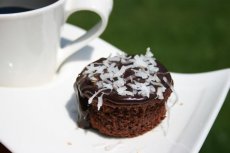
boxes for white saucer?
[0,24,229,153]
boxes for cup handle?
[57,0,113,68]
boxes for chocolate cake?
[74,48,173,137]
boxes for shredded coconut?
[133,69,149,79]
[82,48,172,110]
[113,78,125,89]
[88,88,108,104]
[97,93,104,110]
[156,86,166,99]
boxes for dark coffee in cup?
[0,0,58,14]
[0,7,31,14]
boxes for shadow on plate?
[58,37,94,71]
[65,93,123,139]
[65,93,78,123]
[60,37,94,62]
[66,45,94,62]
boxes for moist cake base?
[77,88,171,138]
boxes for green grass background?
[67,0,230,152]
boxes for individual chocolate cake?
[74,48,173,138]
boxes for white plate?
[0,24,229,153]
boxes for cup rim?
[0,0,65,18]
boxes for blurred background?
[67,0,230,152]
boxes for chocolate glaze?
[75,58,173,103]
[74,57,173,128]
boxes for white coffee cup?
[0,0,113,87]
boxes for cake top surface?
[76,48,173,110]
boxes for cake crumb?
[67,142,72,145]
[104,141,122,151]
